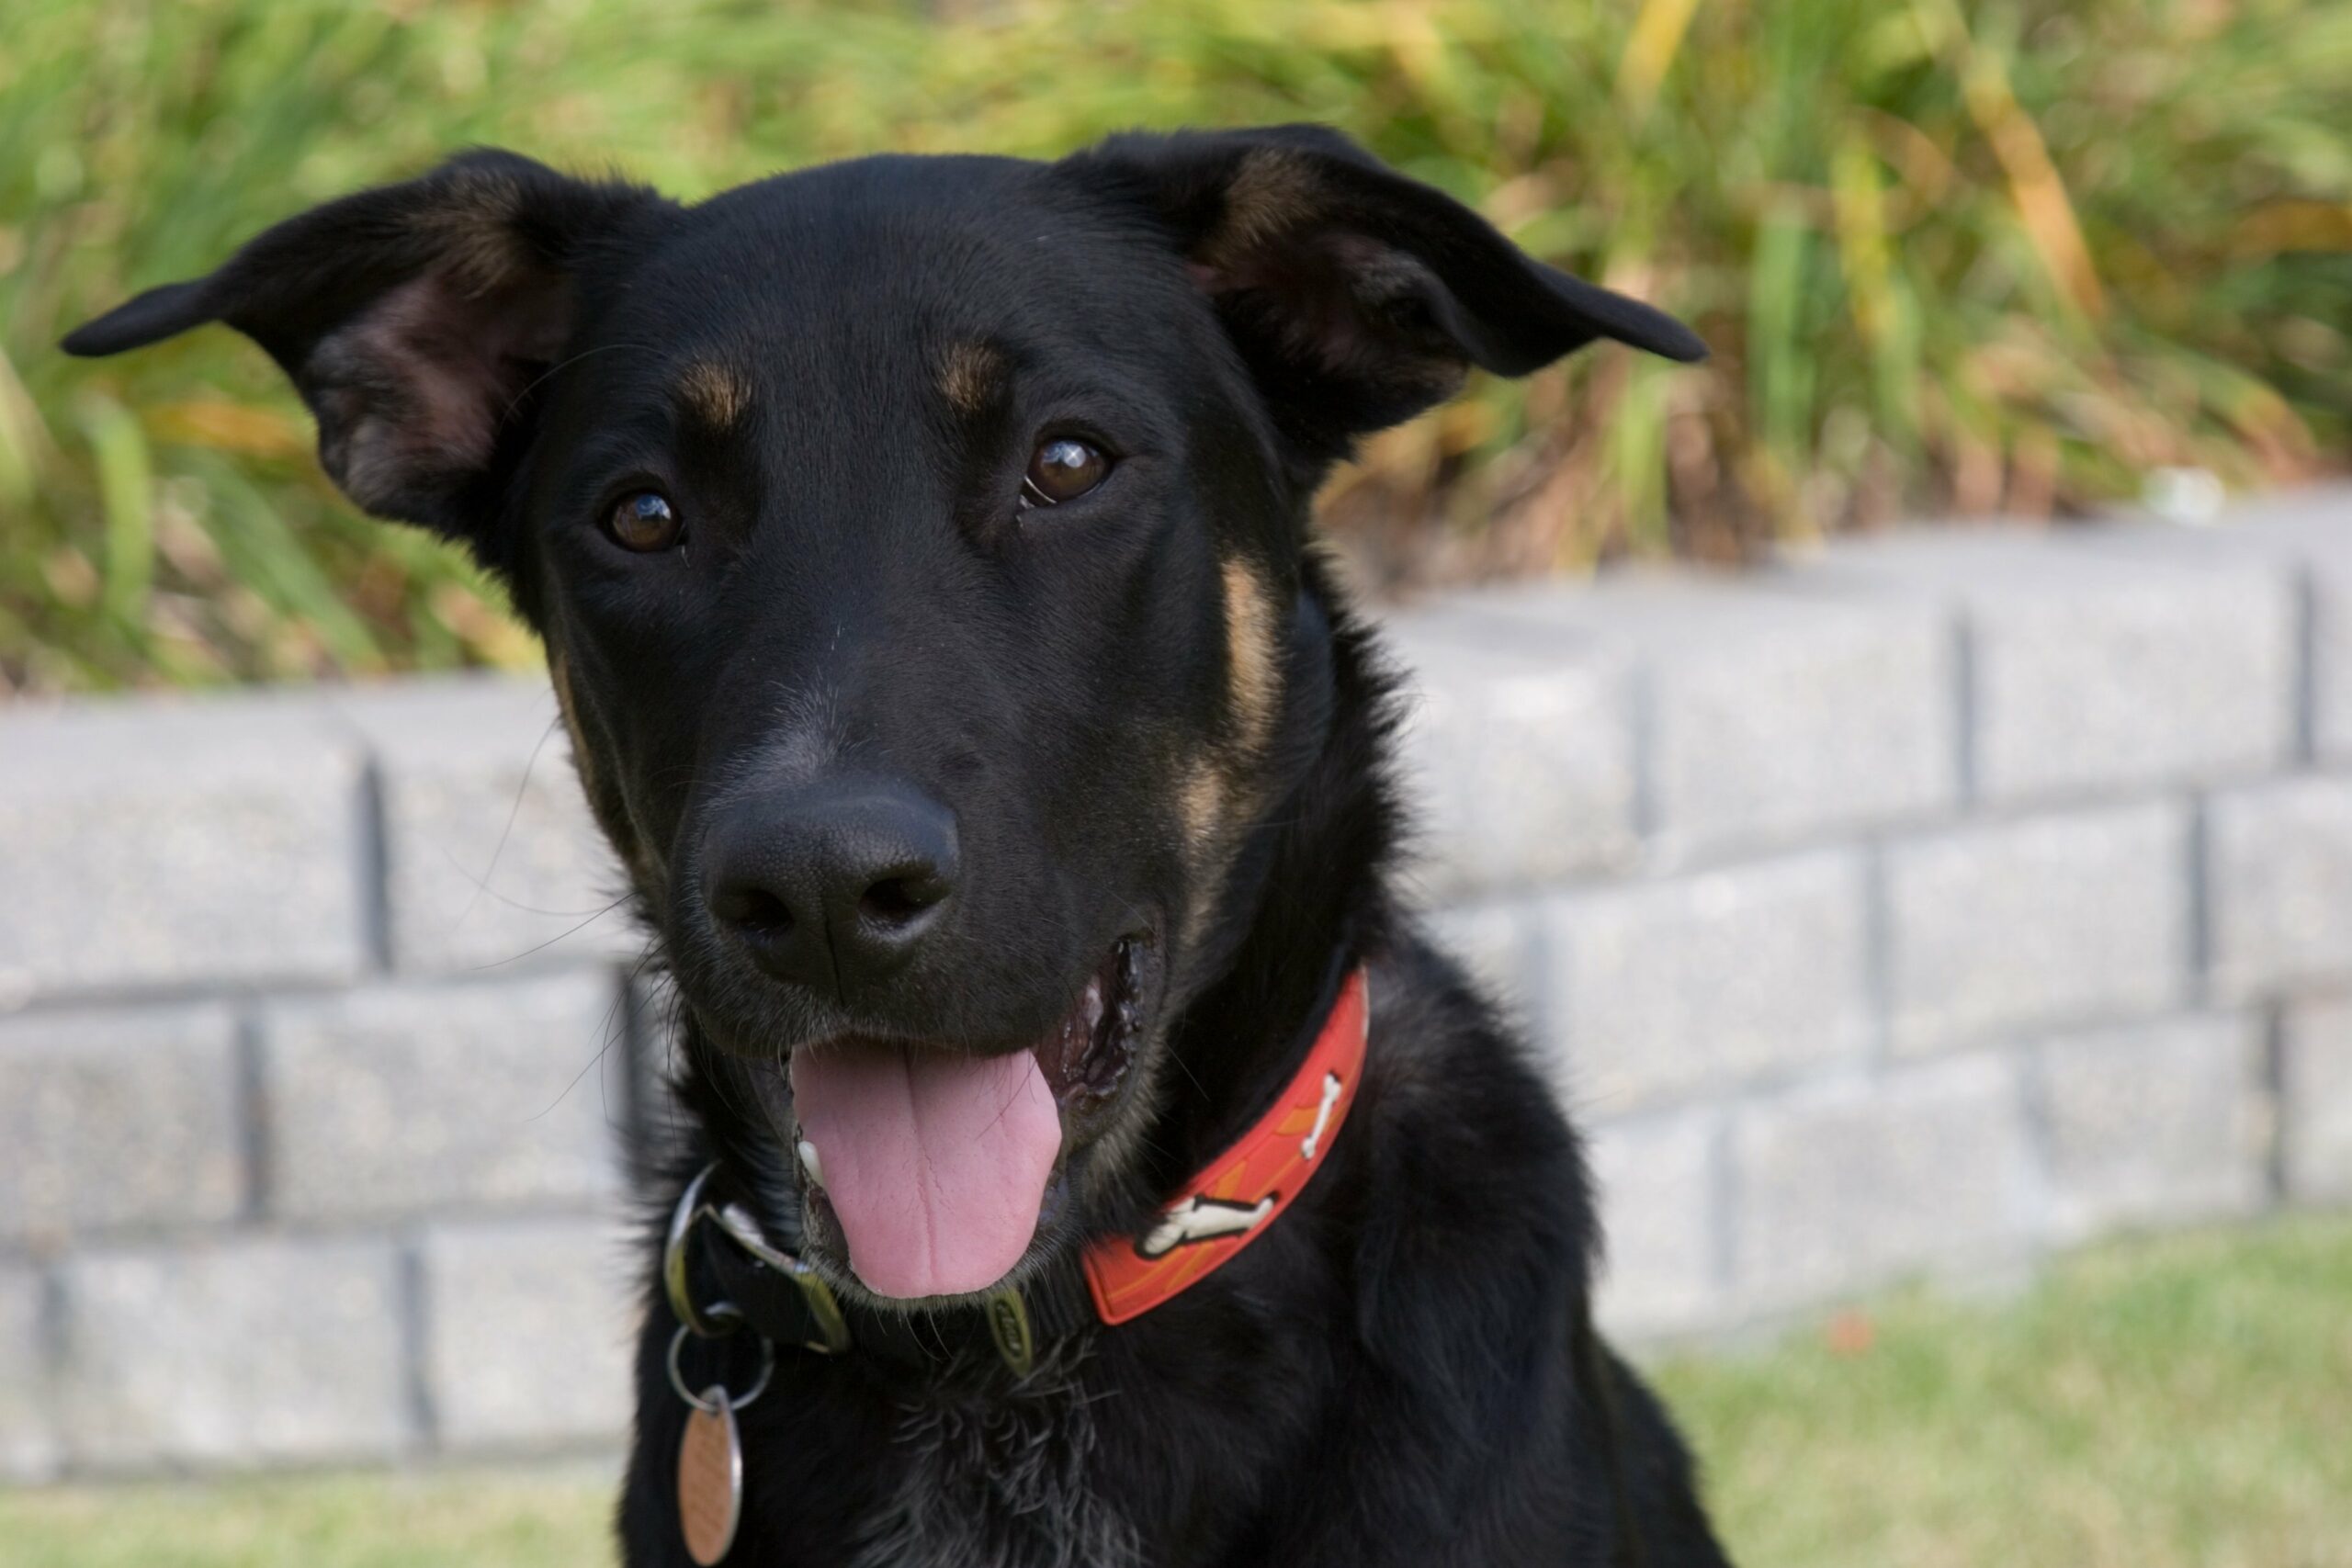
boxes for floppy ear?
[1070,125,1704,466]
[62,150,668,566]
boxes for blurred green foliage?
[4,0,2348,693]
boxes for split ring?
[667,1321,775,1415]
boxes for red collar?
[1083,966,1372,1325]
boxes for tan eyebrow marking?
[674,360,751,429]
[937,340,1006,414]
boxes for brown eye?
[608,491,681,552]
[1022,437,1110,507]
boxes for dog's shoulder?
[1351,927,1599,1303]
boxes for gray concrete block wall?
[0,1004,244,1244]
[0,701,372,1001]
[1728,1052,2037,1313]
[2030,1013,2268,1241]
[258,973,628,1223]
[0,1266,53,1482]
[2283,996,2352,1202]
[417,1218,639,1452]
[1,491,2347,1476]
[1882,802,2190,1055]
[1537,849,1871,1113]
[55,1239,412,1470]
[333,681,637,974]
[2207,776,2352,999]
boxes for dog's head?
[67,128,1699,1304]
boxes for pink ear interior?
[304,265,575,516]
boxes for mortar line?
[1951,611,1980,808]
[395,1238,438,1455]
[233,1008,273,1224]
[356,757,396,974]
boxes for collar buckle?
[664,1163,852,1355]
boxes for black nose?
[702,778,960,997]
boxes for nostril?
[859,872,945,928]
[712,883,795,938]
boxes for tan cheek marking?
[1178,764,1226,859]
[1221,557,1283,753]
[937,341,1005,414]
[675,361,751,430]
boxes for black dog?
[68,125,1732,1567]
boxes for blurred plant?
[4,0,2346,692]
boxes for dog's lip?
[1030,935,1148,1109]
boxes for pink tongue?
[790,1044,1061,1300]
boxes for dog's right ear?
[62,150,670,568]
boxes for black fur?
[67,126,1730,1566]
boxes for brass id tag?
[678,1385,743,1566]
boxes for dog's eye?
[608,491,682,552]
[1022,438,1110,507]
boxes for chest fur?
[846,1370,1140,1568]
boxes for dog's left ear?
[1069,124,1703,465]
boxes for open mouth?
[776,935,1155,1302]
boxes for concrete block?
[1383,611,1639,897]
[2283,995,2352,1203]
[2033,1013,2267,1240]
[1586,1109,1722,1338]
[0,1265,55,1483]
[1467,572,1958,860]
[330,677,637,974]
[1790,523,2297,805]
[418,1218,638,1451]
[2207,486,2352,761]
[1731,1054,2036,1307]
[1885,801,2189,1055]
[56,1238,409,1469]
[259,971,628,1222]
[1538,850,1871,1113]
[0,694,368,1000]
[0,1004,244,1245]
[1422,898,1542,1020]
[2208,775,2352,1000]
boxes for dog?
[67,125,1733,1567]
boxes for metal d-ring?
[668,1321,775,1415]
[663,1161,852,1357]
[664,1163,744,1340]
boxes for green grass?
[1656,1216,2352,1568]
[4,0,2348,693]
[0,1466,616,1568]
[6,1216,2348,1566]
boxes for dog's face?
[67,128,1699,1303]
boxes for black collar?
[665,1164,1094,1380]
